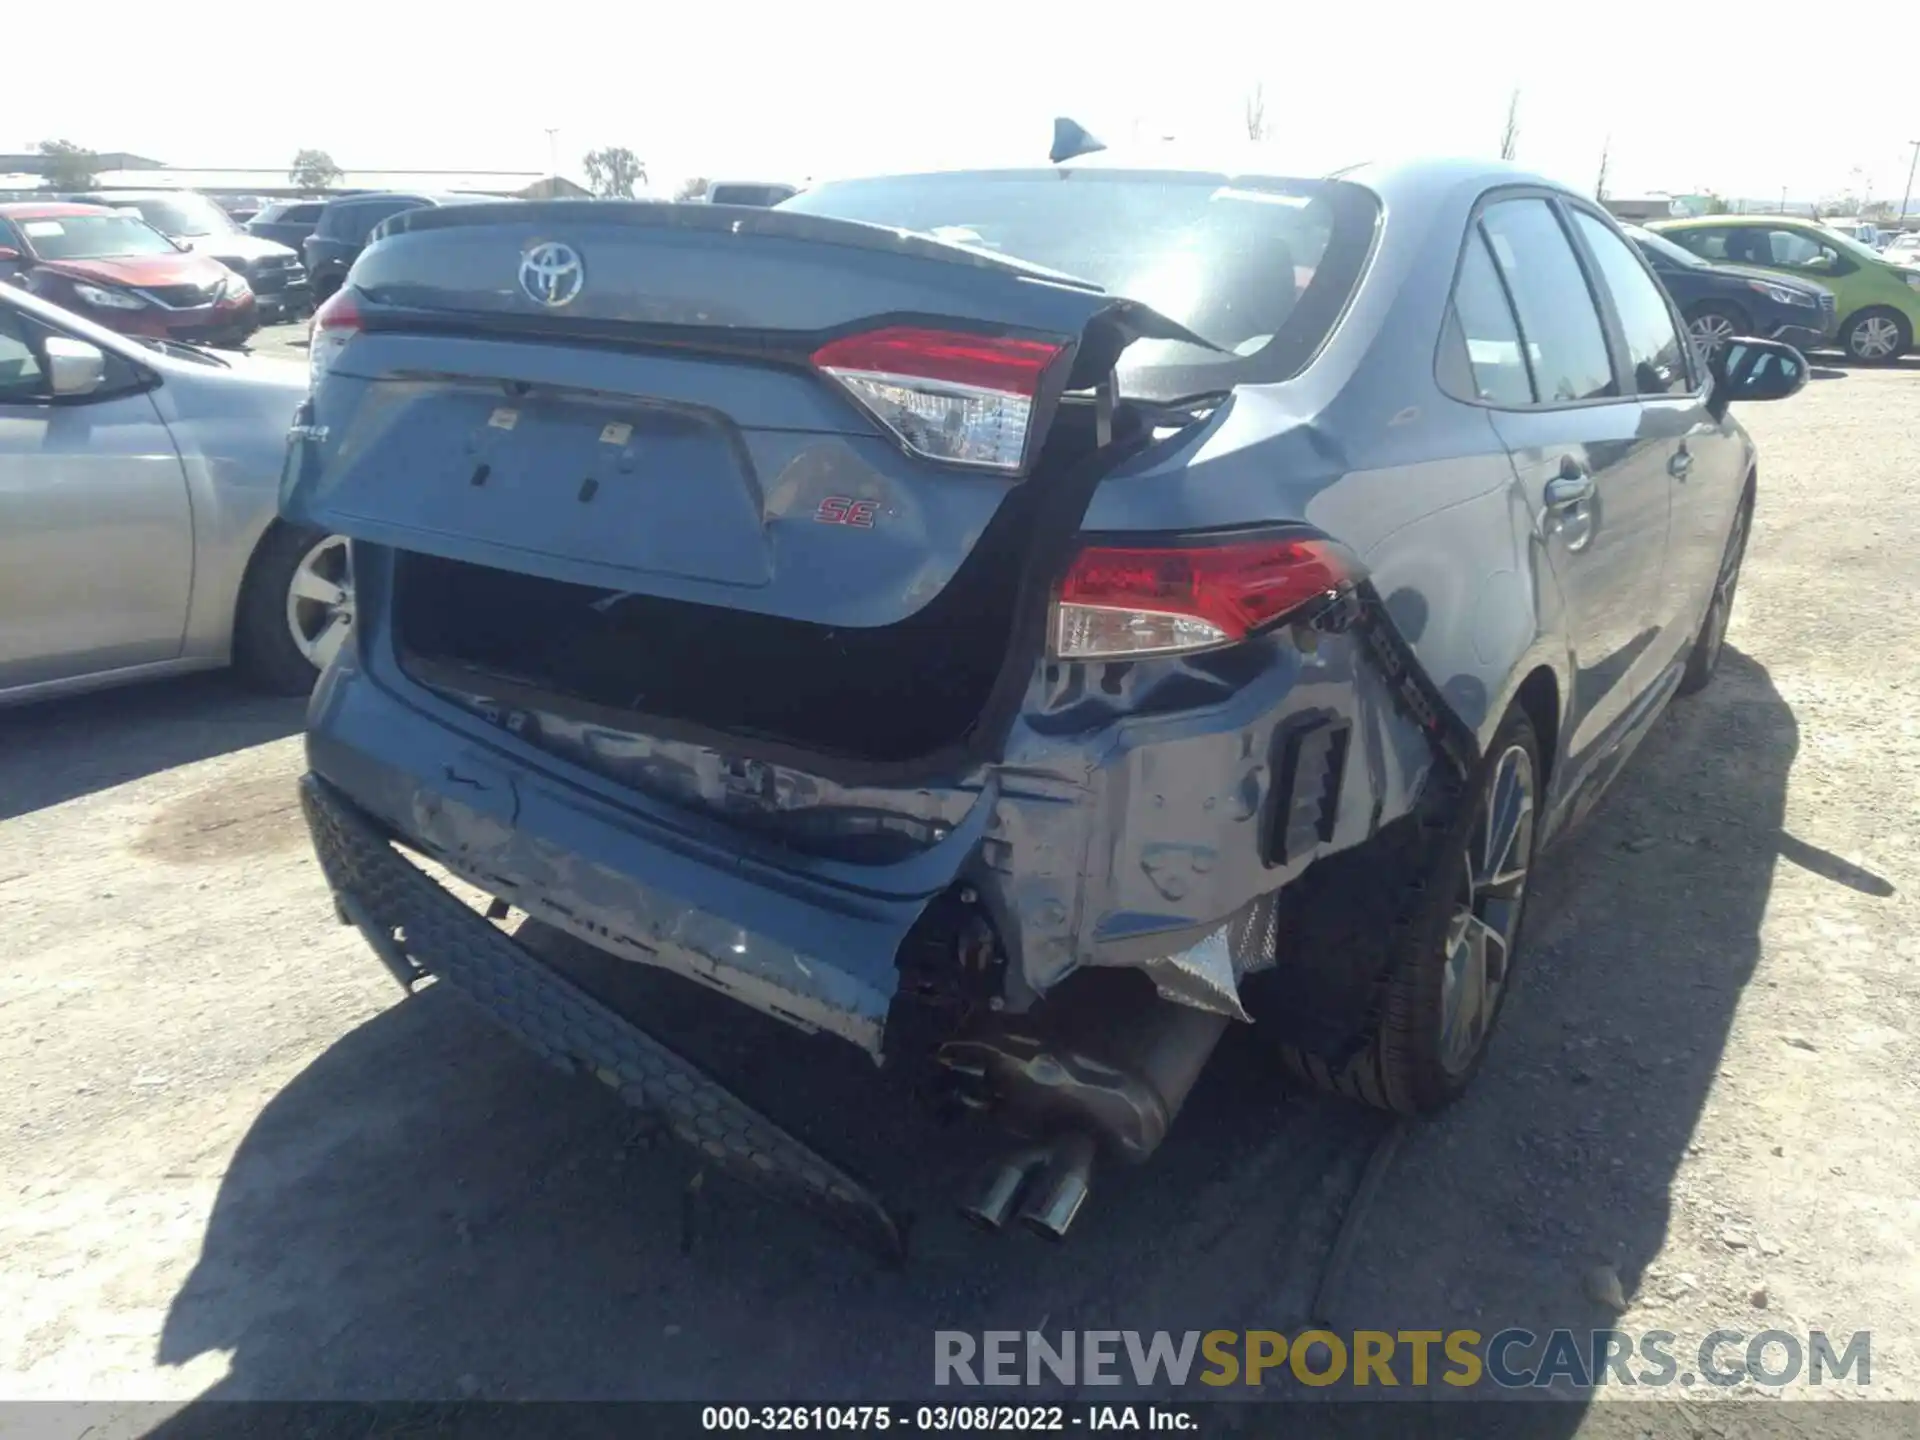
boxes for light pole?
[544,127,560,180]
[1900,140,1920,228]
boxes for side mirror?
[45,336,107,398]
[1710,338,1807,413]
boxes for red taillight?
[810,326,1068,472]
[307,290,361,391]
[1053,533,1352,660]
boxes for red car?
[0,202,258,347]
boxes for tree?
[289,149,343,192]
[583,146,646,199]
[1698,192,1731,216]
[1499,90,1520,162]
[36,139,99,191]
[1594,137,1611,202]
[673,176,711,202]
[1244,82,1269,142]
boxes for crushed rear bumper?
[300,771,906,1262]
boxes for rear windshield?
[259,202,323,224]
[709,184,796,207]
[322,199,425,241]
[782,168,1380,400]
[13,213,179,260]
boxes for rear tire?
[233,525,353,696]
[1685,302,1748,361]
[1277,707,1542,1115]
[1678,490,1753,697]
[1840,307,1910,364]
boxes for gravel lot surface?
[2,352,1915,1429]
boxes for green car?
[1651,214,1920,363]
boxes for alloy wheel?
[1438,743,1536,1075]
[285,534,355,672]
[1850,315,1902,361]
[1688,313,1737,359]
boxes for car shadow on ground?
[1320,646,1869,1406]
[0,674,306,820]
[147,648,1819,1420]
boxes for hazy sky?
[14,1,1920,206]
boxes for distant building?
[1602,194,1682,222]
[0,150,164,175]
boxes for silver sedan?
[0,284,347,705]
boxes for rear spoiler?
[350,200,1219,392]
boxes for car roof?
[0,201,117,218]
[816,149,1565,206]
[328,191,471,207]
[71,190,206,201]
[1654,214,1803,228]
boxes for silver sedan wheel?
[285,534,355,672]
[1688,312,1737,359]
[1438,743,1535,1075]
[1849,315,1902,360]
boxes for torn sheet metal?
[1137,893,1282,1022]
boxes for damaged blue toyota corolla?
[283,147,1806,1259]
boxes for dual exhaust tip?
[960,1133,1096,1241]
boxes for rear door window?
[1666,227,1731,261]
[1480,198,1616,403]
[1440,228,1534,406]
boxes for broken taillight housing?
[811,326,1068,472]
[307,289,361,392]
[1053,531,1354,660]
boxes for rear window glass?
[325,198,422,243]
[781,168,1380,402]
[709,184,795,206]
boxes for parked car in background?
[304,193,474,301]
[288,158,1806,1248]
[0,283,346,704]
[0,202,259,347]
[704,180,802,206]
[1821,217,1882,251]
[1652,214,1920,362]
[247,199,327,251]
[1624,223,1834,358]
[68,190,310,322]
[1882,231,1920,266]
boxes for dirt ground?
[1,354,1915,1428]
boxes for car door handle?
[1544,469,1595,508]
[1669,448,1694,480]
